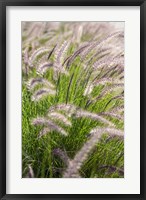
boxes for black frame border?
[0,0,145,199]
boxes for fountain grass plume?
[63,128,123,178]
[31,88,56,102]
[32,117,68,136]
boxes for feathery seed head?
[31,88,56,102]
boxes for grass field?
[22,22,124,178]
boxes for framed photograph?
[0,0,145,199]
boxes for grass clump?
[22,22,124,178]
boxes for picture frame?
[0,0,145,199]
